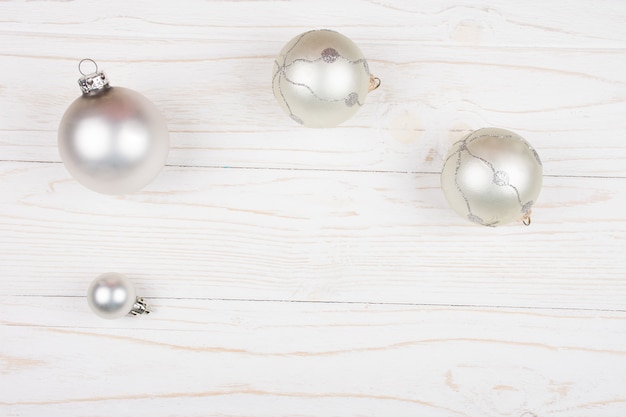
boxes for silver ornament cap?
[58,59,170,195]
[77,59,110,94]
[87,272,150,319]
[272,29,380,128]
[440,128,543,227]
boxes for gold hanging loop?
[368,74,381,92]
[521,210,532,226]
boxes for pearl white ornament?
[440,128,543,227]
[272,29,379,128]
[58,60,169,195]
[87,272,150,319]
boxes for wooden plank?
[2,0,626,178]
[1,162,624,310]
[2,37,625,176]
[1,297,625,417]
[1,0,626,47]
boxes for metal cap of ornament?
[77,59,110,94]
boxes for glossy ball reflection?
[87,272,137,319]
[440,128,543,227]
[272,29,372,128]
[58,86,169,194]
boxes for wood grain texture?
[2,2,626,176]
[1,162,624,310]
[2,297,626,417]
[1,1,625,416]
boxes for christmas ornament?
[272,29,380,128]
[440,128,543,227]
[58,59,169,194]
[87,272,150,319]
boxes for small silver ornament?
[440,128,543,227]
[58,59,169,195]
[87,272,150,319]
[272,29,380,128]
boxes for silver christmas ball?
[87,272,138,319]
[441,128,543,226]
[272,29,376,128]
[58,62,169,195]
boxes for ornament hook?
[521,210,532,226]
[369,74,381,92]
[78,58,99,76]
[77,58,109,94]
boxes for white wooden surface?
[1,1,626,416]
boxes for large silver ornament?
[58,59,169,195]
[87,272,150,319]
[441,128,543,227]
[272,29,380,128]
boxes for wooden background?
[1,1,626,416]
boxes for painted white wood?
[2,3,626,176]
[2,297,626,417]
[1,1,625,416]
[1,162,624,310]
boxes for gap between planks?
[9,294,626,315]
[0,159,624,180]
